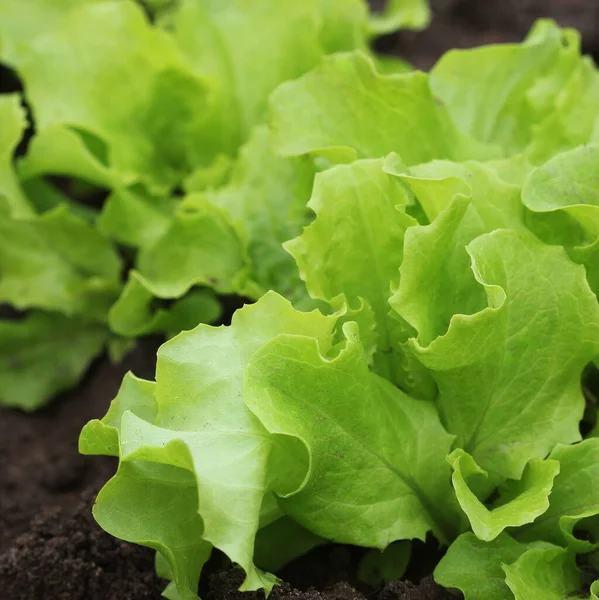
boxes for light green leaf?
[0,94,33,218]
[184,154,233,192]
[448,449,559,541]
[429,20,575,155]
[0,0,102,67]
[161,0,322,157]
[394,219,599,480]
[80,371,157,457]
[527,51,599,162]
[108,272,221,338]
[387,158,527,230]
[0,312,108,410]
[522,144,599,257]
[269,51,477,165]
[98,186,178,249]
[205,126,315,304]
[0,204,121,318]
[134,197,252,299]
[17,124,114,188]
[390,197,489,350]
[518,439,599,551]
[317,0,370,54]
[286,158,420,387]
[94,461,212,600]
[245,321,460,547]
[17,1,210,192]
[84,292,338,594]
[19,178,97,221]
[369,0,430,35]
[503,546,581,600]
[435,532,529,600]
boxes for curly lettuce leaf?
[286,158,422,387]
[430,20,599,159]
[17,124,115,189]
[161,0,413,154]
[0,94,34,218]
[503,546,582,600]
[0,0,102,67]
[522,144,599,258]
[128,196,253,300]
[317,0,370,54]
[269,51,482,165]
[108,272,221,338]
[245,321,460,547]
[0,312,108,410]
[448,449,559,541]
[159,0,322,158]
[393,205,599,481]
[435,533,531,600]
[517,439,599,551]
[369,0,430,35]
[0,204,121,318]
[80,292,338,597]
[17,1,210,193]
[98,186,178,249]
[385,157,527,230]
[95,461,212,600]
[204,126,315,304]
[527,55,599,162]
[79,371,157,457]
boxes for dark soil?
[1,1,598,599]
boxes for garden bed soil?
[2,0,599,598]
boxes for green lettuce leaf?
[503,546,582,600]
[316,0,370,54]
[159,0,322,158]
[245,321,460,546]
[108,272,221,338]
[285,158,421,387]
[17,1,210,193]
[0,207,120,318]
[269,51,480,165]
[204,126,315,304]
[517,439,599,551]
[97,186,178,249]
[95,460,212,600]
[429,20,595,157]
[0,312,108,410]
[522,144,599,258]
[0,0,102,67]
[0,204,121,319]
[79,371,157,457]
[435,533,530,600]
[447,449,559,541]
[0,94,34,218]
[369,0,430,35]
[17,124,115,189]
[130,196,253,300]
[80,292,338,597]
[393,208,599,481]
[385,156,527,229]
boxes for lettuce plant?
[0,0,427,409]
[80,15,599,600]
